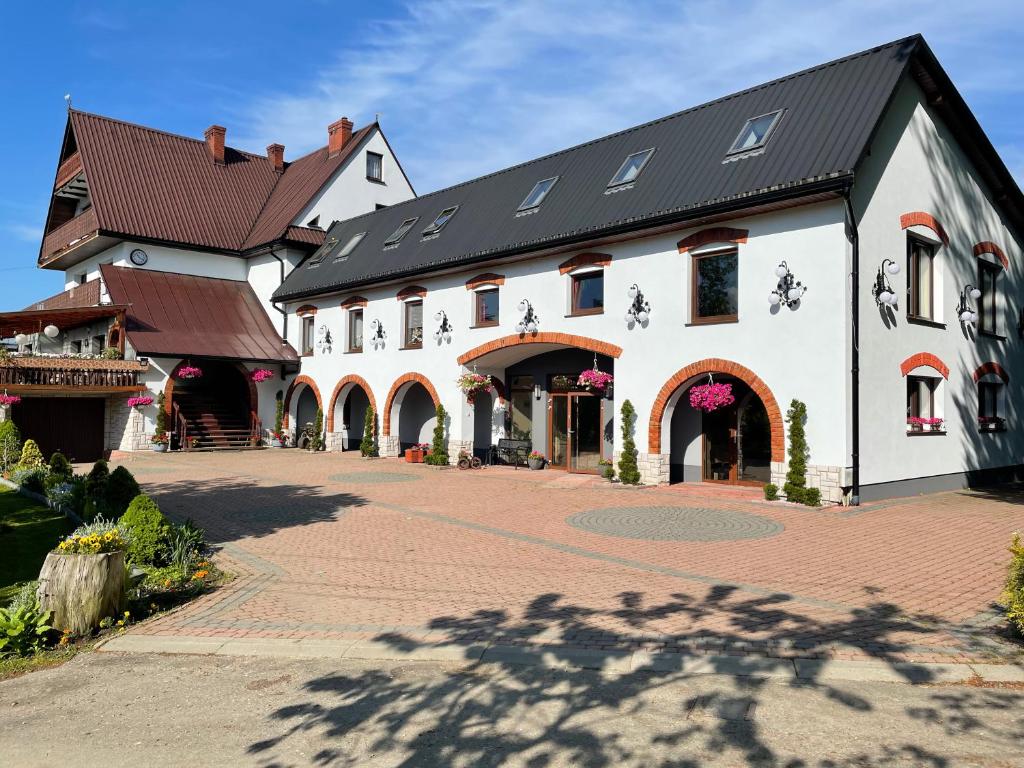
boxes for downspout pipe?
[843,189,861,506]
[269,250,289,341]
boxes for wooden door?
[12,397,105,463]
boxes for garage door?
[12,398,105,463]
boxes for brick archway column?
[382,373,441,437]
[282,374,322,429]
[648,358,785,463]
[326,375,377,432]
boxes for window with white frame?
[403,300,423,349]
[348,308,364,353]
[977,377,1005,430]
[906,373,944,432]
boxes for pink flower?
[0,394,21,407]
[688,383,734,412]
[251,369,274,383]
[177,366,203,379]
[578,369,613,391]
[127,396,154,408]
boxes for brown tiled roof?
[68,111,371,253]
[101,265,298,363]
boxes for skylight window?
[727,110,784,155]
[422,205,459,236]
[607,149,655,188]
[307,236,337,268]
[333,232,366,261]
[384,217,419,246]
[517,177,559,211]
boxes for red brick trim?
[165,361,257,419]
[382,373,441,436]
[295,305,318,316]
[899,212,949,246]
[973,241,1009,271]
[282,375,322,428]
[648,358,784,462]
[899,353,950,379]
[972,362,1010,384]
[676,227,748,254]
[396,286,427,301]
[326,375,377,432]
[465,273,506,290]
[457,333,623,366]
[340,296,368,309]
[558,253,612,275]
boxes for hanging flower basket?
[177,365,203,380]
[689,382,735,412]
[251,368,274,383]
[127,396,154,409]
[0,394,21,407]
[577,368,613,393]
[457,373,493,403]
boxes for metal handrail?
[173,402,189,452]
[249,411,262,446]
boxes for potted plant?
[251,368,274,383]
[577,368,613,394]
[907,417,925,433]
[150,433,169,452]
[925,417,944,432]
[599,458,615,481]
[457,372,494,404]
[268,431,286,448]
[189,436,201,449]
[689,379,735,412]
[979,416,1005,432]
[127,395,153,410]
[527,451,546,470]
[177,365,203,380]
[405,443,429,463]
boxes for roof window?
[384,217,419,246]
[517,177,559,211]
[422,205,459,236]
[333,232,366,262]
[727,110,784,156]
[607,149,655,188]
[307,236,338,268]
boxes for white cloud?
[237,0,1024,192]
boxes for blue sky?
[2,0,1022,310]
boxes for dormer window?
[727,110,784,156]
[607,149,655,188]
[333,232,366,262]
[384,217,419,247]
[422,206,458,236]
[517,177,559,211]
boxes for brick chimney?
[328,117,353,157]
[267,143,285,172]
[204,125,226,165]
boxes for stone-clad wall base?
[381,435,401,457]
[448,439,473,466]
[637,453,669,486]
[772,461,850,503]
[326,431,344,452]
[107,396,149,452]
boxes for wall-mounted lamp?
[515,299,540,334]
[957,284,982,324]
[43,324,60,339]
[433,310,453,343]
[13,333,28,347]
[624,284,650,325]
[871,258,900,308]
[316,324,333,355]
[768,261,807,308]
[533,383,542,401]
[370,319,387,350]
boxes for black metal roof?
[273,35,1018,302]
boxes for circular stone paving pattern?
[566,506,783,542]
[328,471,420,484]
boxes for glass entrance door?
[549,395,569,468]
[702,404,738,482]
[548,393,602,473]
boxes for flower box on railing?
[978,416,1006,433]
[907,417,943,433]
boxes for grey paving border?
[96,634,1024,684]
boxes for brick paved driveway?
[114,451,1024,663]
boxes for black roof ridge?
[325,35,922,228]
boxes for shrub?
[12,467,47,494]
[617,400,641,485]
[803,487,822,507]
[105,466,141,518]
[763,483,779,501]
[0,603,53,657]
[85,460,110,503]
[154,392,168,441]
[782,399,809,504]
[45,479,76,509]
[424,404,449,465]
[1004,533,1024,636]
[360,408,379,457]
[14,439,45,472]
[48,451,73,481]
[119,495,168,565]
[309,408,324,452]
[7,581,39,612]
[0,420,22,472]
[600,459,615,481]
[274,396,284,437]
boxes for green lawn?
[0,488,73,605]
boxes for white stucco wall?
[853,76,1024,490]
[63,241,248,291]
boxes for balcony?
[55,152,84,190]
[0,356,148,395]
[39,207,99,266]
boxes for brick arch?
[396,285,427,301]
[282,374,322,428]
[973,241,1009,271]
[163,360,257,418]
[558,253,612,275]
[296,304,318,316]
[326,375,377,432]
[382,373,441,436]
[457,333,623,366]
[972,362,1010,384]
[899,212,949,246]
[340,295,368,308]
[676,227,748,254]
[465,272,506,290]
[649,358,784,462]
[899,352,950,379]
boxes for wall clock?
[129,248,149,266]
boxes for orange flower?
[192,570,209,580]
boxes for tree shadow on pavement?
[246,589,1024,767]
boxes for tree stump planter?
[37,551,126,635]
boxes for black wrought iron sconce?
[369,319,387,349]
[957,284,981,324]
[871,258,900,308]
[768,261,807,308]
[624,284,650,325]
[316,324,333,355]
[515,299,540,334]
[433,310,453,343]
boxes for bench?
[494,438,531,468]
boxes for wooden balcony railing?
[39,207,98,265]
[55,152,83,190]
[0,357,147,392]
